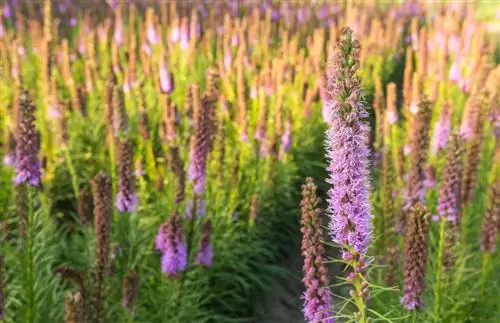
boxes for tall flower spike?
[121,270,139,310]
[77,187,93,225]
[480,162,500,253]
[15,89,41,187]
[155,212,188,278]
[0,256,4,321]
[116,140,138,213]
[437,133,463,268]
[169,146,186,206]
[159,57,174,94]
[401,203,429,310]
[188,67,220,197]
[406,99,432,208]
[91,172,112,322]
[461,94,486,204]
[325,27,372,259]
[112,85,128,138]
[196,219,213,267]
[437,133,463,224]
[431,101,453,154]
[300,178,334,323]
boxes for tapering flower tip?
[171,25,180,43]
[159,59,174,94]
[386,83,398,125]
[437,133,462,224]
[223,49,232,71]
[423,166,436,188]
[300,178,334,323]
[156,213,188,277]
[280,120,293,154]
[480,174,500,253]
[449,59,461,83]
[3,2,11,18]
[92,172,113,266]
[121,270,139,310]
[431,102,452,154]
[147,23,158,45]
[14,89,42,187]
[401,203,429,311]
[196,219,213,267]
[113,20,123,46]
[179,19,189,49]
[325,27,372,256]
[116,140,138,213]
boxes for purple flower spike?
[116,140,138,213]
[15,90,42,187]
[114,21,123,46]
[156,213,188,278]
[147,23,159,45]
[325,28,372,256]
[3,2,11,18]
[184,199,206,219]
[431,102,452,154]
[196,220,213,267]
[159,59,174,94]
[3,153,16,167]
[171,26,180,43]
[116,191,138,213]
[180,21,189,49]
[301,178,334,323]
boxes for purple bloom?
[3,153,16,167]
[184,198,206,219]
[147,23,159,45]
[116,191,138,213]
[3,2,11,18]
[15,90,42,187]
[180,22,189,49]
[171,26,180,43]
[195,220,213,267]
[449,60,461,83]
[70,17,78,27]
[142,43,152,56]
[156,214,188,277]
[159,59,174,94]
[325,29,372,258]
[116,140,138,213]
[223,49,232,71]
[431,103,452,154]
[301,178,334,323]
[114,21,123,46]
[437,134,462,223]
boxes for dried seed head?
[121,270,139,310]
[116,140,138,213]
[480,171,500,253]
[300,178,333,322]
[15,89,41,187]
[401,204,429,310]
[195,219,213,267]
[77,187,93,225]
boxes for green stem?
[26,186,34,323]
[433,218,446,322]
[63,147,80,198]
[352,257,368,323]
[353,277,367,323]
[480,252,490,298]
[411,309,417,323]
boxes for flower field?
[0,1,499,322]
